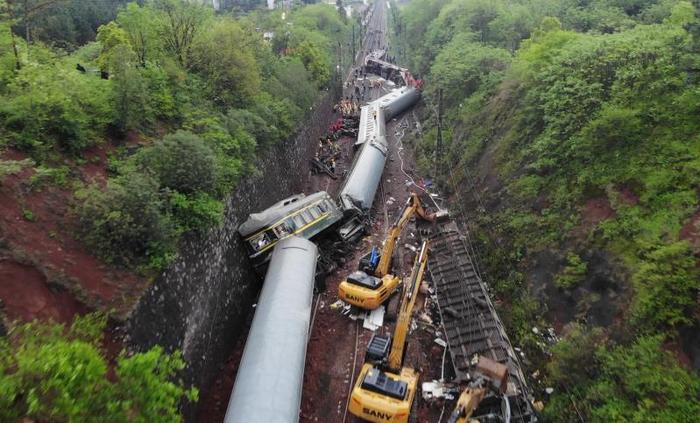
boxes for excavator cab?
[359,246,381,274]
[338,271,401,309]
[349,364,418,423]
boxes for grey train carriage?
[237,191,343,267]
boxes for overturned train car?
[339,87,420,216]
[223,236,318,423]
[238,191,342,266]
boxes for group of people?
[334,98,359,117]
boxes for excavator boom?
[388,240,429,371]
[375,193,442,277]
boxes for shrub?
[631,241,700,331]
[139,131,217,195]
[554,253,588,290]
[76,172,176,268]
[169,191,224,233]
[0,61,113,157]
[0,314,197,422]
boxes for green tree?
[150,0,212,67]
[116,2,160,66]
[0,314,197,422]
[589,335,700,421]
[77,172,176,268]
[631,241,700,331]
[428,32,511,108]
[95,20,130,71]
[141,130,217,195]
[294,38,330,86]
[109,43,150,135]
[555,252,588,289]
[189,19,261,107]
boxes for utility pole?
[338,40,342,73]
[434,88,443,179]
[352,24,356,63]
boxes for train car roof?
[238,191,331,237]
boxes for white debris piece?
[434,338,447,348]
[404,243,417,252]
[545,387,554,395]
[363,306,385,331]
[422,381,444,400]
[417,311,433,325]
[422,381,458,401]
[532,327,540,334]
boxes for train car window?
[249,232,271,252]
[273,222,292,238]
[300,209,313,222]
[292,215,305,229]
[309,207,320,219]
[319,201,329,213]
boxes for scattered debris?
[545,387,554,395]
[434,338,447,348]
[421,380,458,401]
[362,306,385,331]
[417,311,433,325]
[330,300,345,310]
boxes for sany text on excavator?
[348,240,429,423]
[338,193,446,310]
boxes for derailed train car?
[223,236,318,423]
[238,87,421,265]
[339,87,420,215]
[238,191,342,266]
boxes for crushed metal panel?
[428,222,536,422]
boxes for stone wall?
[125,90,338,420]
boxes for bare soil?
[0,148,145,324]
[0,257,89,323]
[680,208,700,250]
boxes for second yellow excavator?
[347,240,429,423]
[338,193,445,310]
[448,356,509,423]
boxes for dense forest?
[393,0,700,420]
[0,0,352,420]
[1,0,351,271]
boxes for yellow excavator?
[347,240,429,423]
[338,193,445,310]
[448,356,509,423]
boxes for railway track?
[427,222,536,422]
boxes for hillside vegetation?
[0,1,351,420]
[0,0,351,271]
[394,0,700,420]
